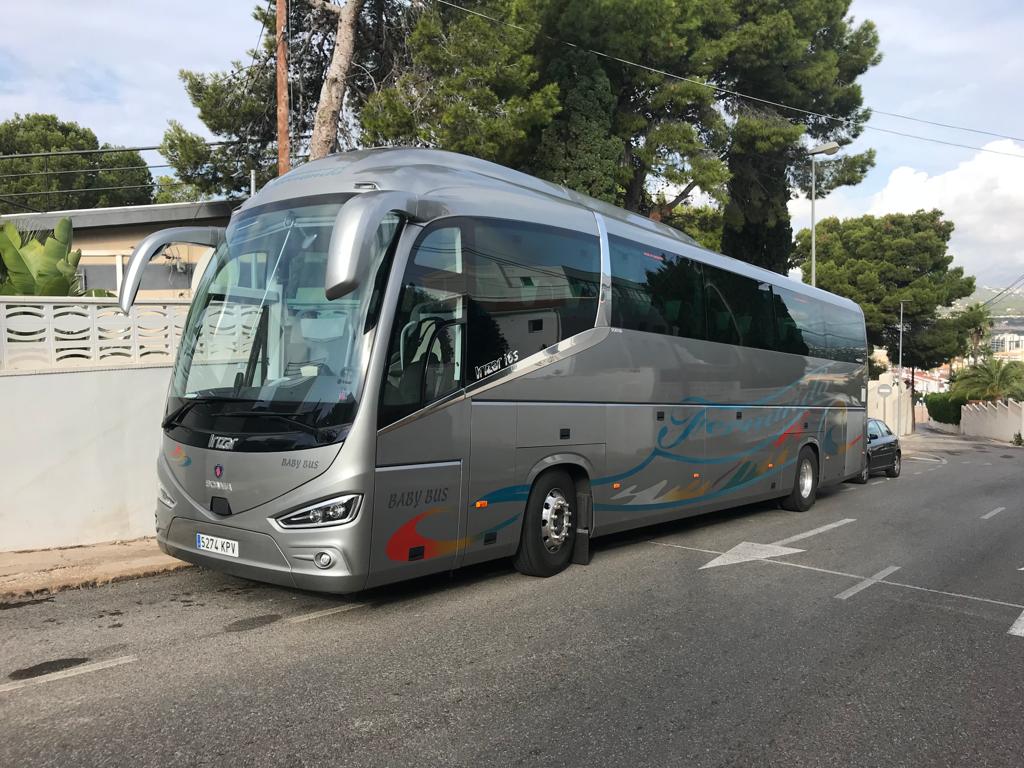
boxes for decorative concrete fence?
[960,399,1024,443]
[0,296,189,371]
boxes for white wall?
[0,365,171,552]
[867,373,913,436]
[961,399,1024,443]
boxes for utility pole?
[276,0,290,176]
[897,300,907,436]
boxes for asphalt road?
[2,430,1023,767]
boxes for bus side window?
[463,218,600,381]
[608,235,706,340]
[379,225,466,427]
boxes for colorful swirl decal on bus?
[478,362,865,515]
[385,506,520,562]
[168,445,192,467]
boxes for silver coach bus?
[119,148,868,593]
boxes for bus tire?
[513,469,576,578]
[781,447,818,512]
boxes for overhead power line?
[982,273,1024,308]
[3,181,187,198]
[0,140,239,163]
[433,0,1024,159]
[0,164,172,181]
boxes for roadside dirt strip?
[0,538,190,601]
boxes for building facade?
[3,200,235,299]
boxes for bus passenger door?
[367,223,469,588]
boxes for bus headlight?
[275,495,361,528]
[158,482,177,509]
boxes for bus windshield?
[165,196,400,449]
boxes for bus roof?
[252,147,861,315]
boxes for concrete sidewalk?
[0,538,191,601]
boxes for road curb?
[0,550,194,604]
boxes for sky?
[1,0,1022,288]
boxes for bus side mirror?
[118,226,225,313]
[325,190,418,300]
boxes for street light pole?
[897,300,907,435]
[806,141,840,288]
[811,157,816,287]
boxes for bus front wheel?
[781,447,819,512]
[513,469,576,577]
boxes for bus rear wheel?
[513,469,576,577]
[781,447,819,512]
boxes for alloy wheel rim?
[540,488,572,553]
[799,459,814,498]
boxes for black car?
[852,418,901,483]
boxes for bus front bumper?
[158,515,369,594]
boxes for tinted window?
[703,265,776,351]
[379,226,465,426]
[774,287,827,359]
[825,304,866,363]
[868,421,882,439]
[465,219,600,379]
[609,236,706,339]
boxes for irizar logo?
[208,434,238,450]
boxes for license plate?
[195,532,239,558]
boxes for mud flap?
[572,491,593,565]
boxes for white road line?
[834,565,901,600]
[650,541,1024,612]
[0,655,137,695]
[905,455,942,462]
[962,461,973,464]
[1009,611,1024,637]
[913,471,923,475]
[927,468,939,472]
[649,541,722,556]
[981,507,1007,520]
[771,518,856,547]
[285,603,369,624]
[871,480,885,486]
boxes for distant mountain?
[953,285,1024,316]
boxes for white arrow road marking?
[981,507,1007,520]
[698,519,856,570]
[1009,610,1024,637]
[834,565,901,600]
[771,518,856,547]
[0,655,137,695]
[698,542,805,570]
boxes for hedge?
[924,392,968,425]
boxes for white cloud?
[0,1,259,154]
[789,141,1024,288]
[865,140,1024,286]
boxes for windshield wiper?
[220,409,331,440]
[162,396,242,430]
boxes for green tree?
[528,49,622,203]
[531,0,732,214]
[0,114,152,214]
[153,176,206,204]
[794,210,976,373]
[952,358,1024,401]
[163,0,410,196]
[717,1,881,273]
[361,5,560,168]
[957,302,992,363]
[662,204,723,251]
